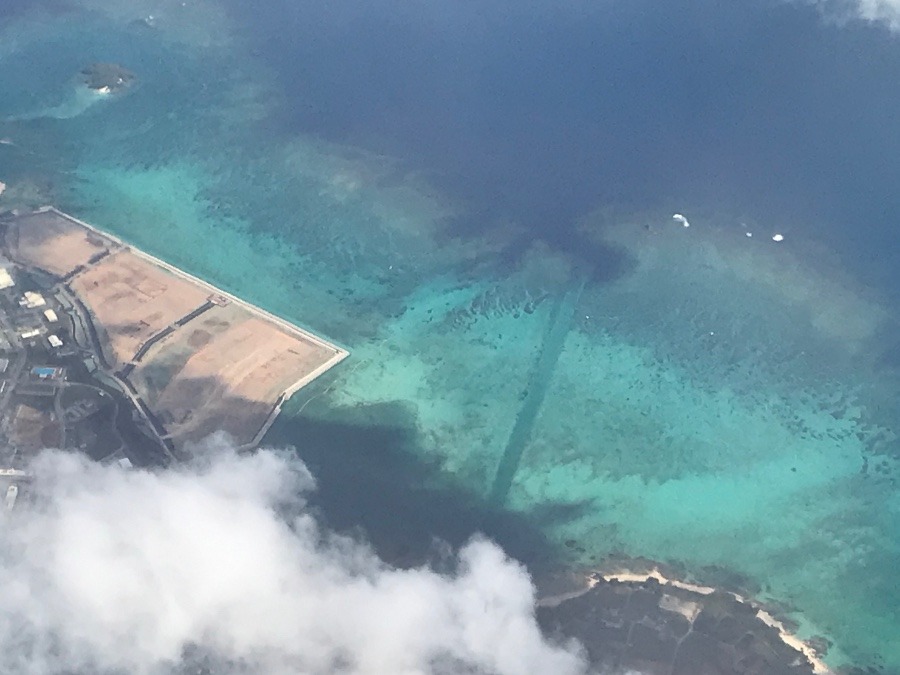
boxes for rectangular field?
[69,249,211,368]
[10,209,112,277]
[5,208,348,451]
[129,303,337,447]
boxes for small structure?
[43,308,58,323]
[20,328,42,340]
[31,366,63,380]
[47,334,63,348]
[209,294,229,307]
[19,291,46,309]
[4,485,17,511]
[0,268,14,290]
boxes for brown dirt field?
[70,251,210,366]
[7,209,346,450]
[12,211,112,277]
[163,397,271,447]
[145,312,334,445]
[10,404,60,450]
[128,304,248,402]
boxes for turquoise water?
[2,2,900,671]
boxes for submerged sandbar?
[5,207,348,451]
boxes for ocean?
[1,0,899,670]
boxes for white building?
[5,485,18,511]
[19,291,46,309]
[0,268,14,290]
[43,308,58,322]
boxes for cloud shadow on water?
[266,399,569,576]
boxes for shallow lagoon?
[1,1,899,670]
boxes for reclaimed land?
[7,207,348,451]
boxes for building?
[19,328,42,340]
[19,291,46,309]
[0,268,14,290]
[48,334,63,348]
[4,485,17,511]
[43,309,58,323]
[31,366,63,380]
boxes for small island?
[79,62,136,94]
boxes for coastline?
[42,207,348,355]
[596,566,833,674]
[34,206,350,449]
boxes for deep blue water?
[227,0,900,292]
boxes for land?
[79,63,136,94]
[0,207,347,474]
[537,560,835,675]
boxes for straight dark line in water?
[489,275,586,506]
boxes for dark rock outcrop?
[79,63,136,93]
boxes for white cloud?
[804,0,900,30]
[0,439,588,675]
[848,0,900,26]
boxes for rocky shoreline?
[536,558,843,675]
